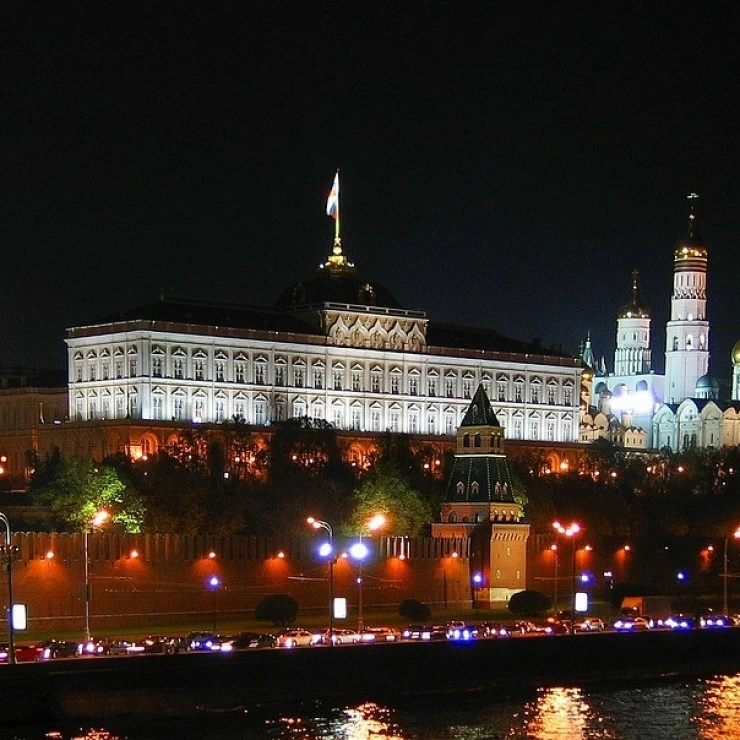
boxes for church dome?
[695,374,719,391]
[674,193,708,259]
[617,269,650,319]
[275,241,404,310]
[732,340,740,366]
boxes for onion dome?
[618,269,650,319]
[732,340,740,366]
[674,193,708,258]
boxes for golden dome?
[732,340,740,366]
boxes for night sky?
[3,4,739,380]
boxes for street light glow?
[349,542,369,561]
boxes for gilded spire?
[674,192,707,257]
[618,269,650,319]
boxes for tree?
[255,594,299,626]
[348,466,432,536]
[399,598,431,622]
[30,455,144,533]
[508,590,550,616]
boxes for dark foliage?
[508,590,551,616]
[398,598,432,622]
[255,594,299,627]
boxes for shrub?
[398,598,431,622]
[255,594,299,626]
[508,590,550,616]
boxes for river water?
[3,671,740,739]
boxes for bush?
[398,598,432,622]
[255,594,299,626]
[508,590,550,616]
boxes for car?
[572,617,605,633]
[612,615,652,631]
[275,629,314,648]
[78,637,132,656]
[664,614,697,631]
[698,611,731,629]
[478,622,514,638]
[402,625,448,641]
[223,632,279,649]
[310,628,359,645]
[125,636,169,654]
[357,626,402,643]
[447,624,479,641]
[512,620,547,635]
[36,639,80,660]
[186,632,230,652]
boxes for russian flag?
[326,172,339,219]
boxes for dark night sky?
[3,3,739,379]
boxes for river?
[2,671,740,739]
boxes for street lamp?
[554,521,582,623]
[0,512,18,665]
[723,526,740,615]
[350,513,387,631]
[84,509,109,642]
[307,517,334,643]
[207,575,221,631]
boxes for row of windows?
[74,358,575,406]
[72,392,576,440]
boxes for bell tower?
[665,193,709,403]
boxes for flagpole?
[335,170,340,244]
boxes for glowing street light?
[207,575,221,631]
[84,509,109,642]
[554,521,582,623]
[0,512,19,665]
[307,517,335,642]
[723,526,740,615]
[351,513,387,631]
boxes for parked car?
[357,626,402,643]
[698,612,731,629]
[36,639,80,660]
[664,615,697,631]
[613,615,652,631]
[275,629,314,648]
[78,637,132,656]
[125,636,169,654]
[447,624,479,641]
[186,632,230,652]
[310,628,360,645]
[572,617,605,633]
[478,622,514,638]
[224,632,278,650]
[402,625,448,641]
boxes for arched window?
[456,482,464,496]
[474,433,481,447]
[673,337,679,351]
[448,512,457,523]
[686,335,693,350]
[471,482,480,496]
[463,434,470,448]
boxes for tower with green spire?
[431,384,530,607]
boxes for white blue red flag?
[326,172,339,219]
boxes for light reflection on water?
[6,673,740,740]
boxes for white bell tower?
[665,193,709,403]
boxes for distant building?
[583,194,740,451]
[65,237,582,453]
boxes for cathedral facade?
[65,239,582,454]
[582,195,740,452]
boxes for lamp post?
[348,513,387,632]
[554,521,581,623]
[0,512,17,665]
[84,509,109,642]
[307,517,334,643]
[722,526,740,615]
[207,575,221,631]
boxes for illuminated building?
[582,194,740,451]
[64,238,582,453]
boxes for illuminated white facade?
[585,194,740,452]
[66,243,582,444]
[664,193,709,404]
